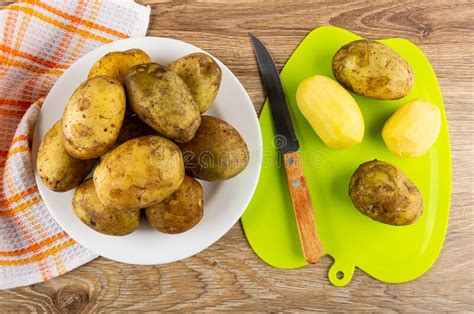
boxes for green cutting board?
[241,26,451,287]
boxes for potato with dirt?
[349,160,423,226]
[124,63,201,143]
[100,115,157,160]
[72,179,140,236]
[88,49,151,84]
[168,52,222,113]
[332,40,413,100]
[115,115,157,145]
[179,115,249,181]
[93,135,184,210]
[145,176,203,234]
[37,120,96,192]
[62,75,126,159]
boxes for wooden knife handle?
[282,151,323,264]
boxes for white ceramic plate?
[32,37,262,265]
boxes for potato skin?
[36,120,95,192]
[145,176,203,234]
[168,52,222,113]
[100,115,157,161]
[72,179,140,236]
[88,49,151,84]
[125,63,201,143]
[62,76,126,159]
[88,49,151,117]
[116,115,157,145]
[179,116,249,181]
[332,40,413,100]
[349,160,423,226]
[93,135,185,210]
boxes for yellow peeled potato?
[382,99,441,158]
[296,75,364,148]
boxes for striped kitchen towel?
[0,0,150,289]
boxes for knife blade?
[249,33,323,264]
[248,34,299,154]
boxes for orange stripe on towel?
[23,0,128,39]
[0,238,75,266]
[0,56,63,75]
[0,108,25,118]
[10,134,29,146]
[0,196,42,217]
[0,44,69,69]
[7,145,29,158]
[5,6,114,44]
[0,232,68,257]
[0,186,38,207]
[0,99,32,108]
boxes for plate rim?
[33,36,263,265]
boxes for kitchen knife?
[249,33,323,264]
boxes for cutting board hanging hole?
[328,260,354,287]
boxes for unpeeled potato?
[332,40,413,100]
[382,99,441,158]
[124,63,201,143]
[72,179,140,236]
[62,75,126,159]
[93,135,184,210]
[37,120,95,192]
[168,52,222,113]
[145,176,203,234]
[100,115,157,161]
[179,116,249,181]
[88,49,151,84]
[296,75,364,148]
[349,160,423,226]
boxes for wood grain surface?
[1,0,473,311]
[283,151,324,264]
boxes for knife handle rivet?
[288,157,294,165]
[292,178,300,187]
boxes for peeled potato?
[296,75,364,148]
[382,99,441,158]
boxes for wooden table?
[1,0,473,311]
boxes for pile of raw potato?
[296,40,441,226]
[37,50,249,236]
